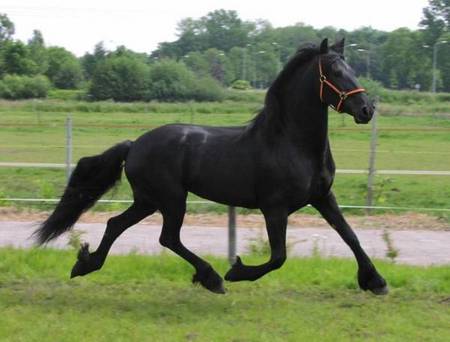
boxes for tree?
[183,51,209,77]
[380,28,432,89]
[204,48,227,84]
[27,30,48,74]
[146,59,223,101]
[420,0,450,45]
[437,32,450,91]
[201,10,252,51]
[89,55,148,101]
[0,13,14,44]
[46,47,83,89]
[81,42,107,80]
[1,40,37,75]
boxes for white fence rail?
[1,198,449,212]
[1,162,449,176]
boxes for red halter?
[318,57,366,112]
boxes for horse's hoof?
[70,261,83,278]
[192,266,226,294]
[209,281,226,294]
[224,256,243,282]
[358,267,388,295]
[369,285,389,296]
[70,243,101,278]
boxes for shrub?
[46,47,84,89]
[190,76,224,101]
[0,74,50,99]
[231,79,251,90]
[146,60,224,102]
[52,59,83,89]
[145,60,196,101]
[89,56,149,101]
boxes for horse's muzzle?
[353,105,374,124]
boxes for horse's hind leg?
[71,201,156,278]
[312,192,388,295]
[225,207,288,282]
[159,197,225,294]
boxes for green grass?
[1,168,449,221]
[0,248,449,341]
[0,98,449,217]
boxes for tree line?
[0,0,449,101]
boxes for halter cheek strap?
[319,58,366,112]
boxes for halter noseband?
[318,57,366,112]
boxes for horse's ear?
[332,38,345,55]
[319,38,329,54]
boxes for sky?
[2,0,430,56]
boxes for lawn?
[0,248,449,341]
[0,97,449,218]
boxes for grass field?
[0,95,449,217]
[0,248,449,341]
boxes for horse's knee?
[271,255,286,270]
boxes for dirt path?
[1,220,449,266]
[1,207,449,230]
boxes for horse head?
[317,38,374,124]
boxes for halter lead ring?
[318,58,366,112]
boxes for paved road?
[1,221,449,266]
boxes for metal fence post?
[366,103,378,214]
[228,206,236,264]
[66,115,73,182]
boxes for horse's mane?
[248,43,320,135]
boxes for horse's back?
[124,124,258,207]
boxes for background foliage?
[0,0,449,100]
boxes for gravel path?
[1,221,449,266]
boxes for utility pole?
[431,40,447,93]
[357,48,370,78]
[65,114,73,182]
[366,100,378,214]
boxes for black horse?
[34,38,388,295]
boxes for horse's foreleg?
[312,192,388,295]
[225,208,287,282]
[70,202,155,278]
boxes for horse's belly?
[188,174,257,208]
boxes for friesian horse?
[34,38,388,295]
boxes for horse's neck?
[284,79,330,158]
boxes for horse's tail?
[33,140,132,245]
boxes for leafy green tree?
[146,59,223,101]
[420,0,449,45]
[89,55,148,101]
[46,47,83,89]
[146,59,196,101]
[1,40,37,75]
[225,47,245,82]
[0,13,14,44]
[53,59,83,89]
[202,10,253,51]
[183,51,209,77]
[204,48,227,84]
[81,42,107,80]
[27,30,48,74]
[381,28,431,89]
[437,32,450,91]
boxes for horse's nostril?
[362,105,373,118]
